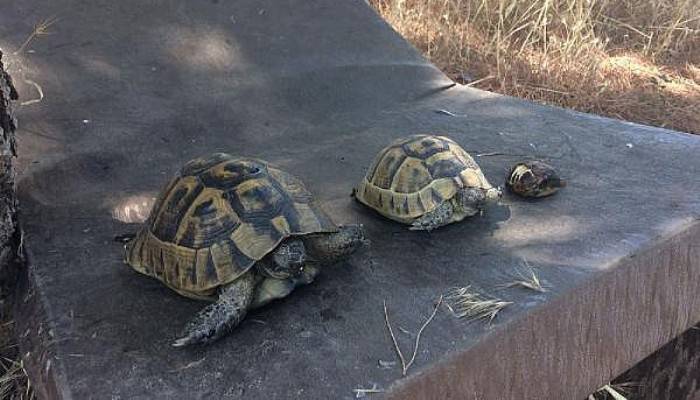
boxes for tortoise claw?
[171,307,228,348]
[172,326,214,347]
[171,275,255,348]
[409,221,435,231]
[172,337,192,348]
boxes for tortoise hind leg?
[409,201,454,231]
[172,271,256,347]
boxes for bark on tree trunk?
[0,50,19,303]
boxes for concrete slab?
[2,1,699,399]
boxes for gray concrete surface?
[1,1,699,399]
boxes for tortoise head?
[259,240,307,279]
[532,173,566,197]
[508,161,565,198]
[302,224,369,265]
[458,186,503,213]
[484,186,503,202]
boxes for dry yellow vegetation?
[369,0,700,134]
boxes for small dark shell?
[507,161,565,198]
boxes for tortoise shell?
[125,154,337,299]
[355,134,496,223]
[507,160,565,198]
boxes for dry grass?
[384,296,443,376]
[352,384,384,398]
[588,382,637,400]
[0,320,32,400]
[0,267,31,400]
[13,16,59,56]
[0,357,34,400]
[369,0,700,134]
[445,286,512,322]
[498,260,547,293]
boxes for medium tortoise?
[354,134,501,231]
[507,160,565,198]
[125,154,366,347]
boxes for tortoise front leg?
[409,201,455,231]
[172,270,256,347]
[250,264,321,309]
[303,224,367,265]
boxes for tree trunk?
[0,50,19,304]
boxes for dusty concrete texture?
[1,1,699,399]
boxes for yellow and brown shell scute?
[125,154,336,298]
[355,134,496,223]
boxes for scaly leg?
[172,271,255,347]
[409,201,454,231]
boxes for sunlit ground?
[370,0,699,134]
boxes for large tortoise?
[355,134,501,230]
[125,154,366,346]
